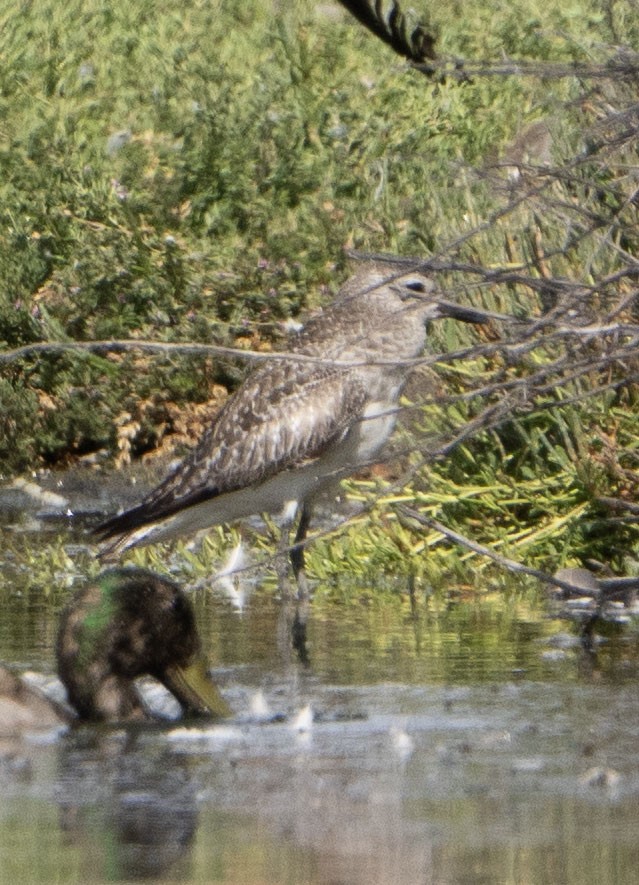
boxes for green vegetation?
[1,0,639,584]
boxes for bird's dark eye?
[404,280,427,293]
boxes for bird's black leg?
[288,503,312,665]
[290,502,312,602]
[276,518,294,599]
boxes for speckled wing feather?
[96,359,367,538]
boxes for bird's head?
[394,276,514,325]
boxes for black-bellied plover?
[95,263,493,595]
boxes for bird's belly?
[126,401,398,548]
[349,399,398,463]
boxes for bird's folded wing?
[96,362,367,538]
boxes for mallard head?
[56,567,230,722]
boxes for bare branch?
[396,505,584,594]
[412,53,639,81]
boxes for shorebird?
[95,262,493,595]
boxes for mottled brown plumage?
[56,567,230,722]
[0,665,69,740]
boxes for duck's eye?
[404,280,427,293]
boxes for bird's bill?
[435,300,517,325]
[163,656,231,719]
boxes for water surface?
[2,523,639,884]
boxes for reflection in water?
[56,731,199,880]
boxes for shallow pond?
[2,516,639,884]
